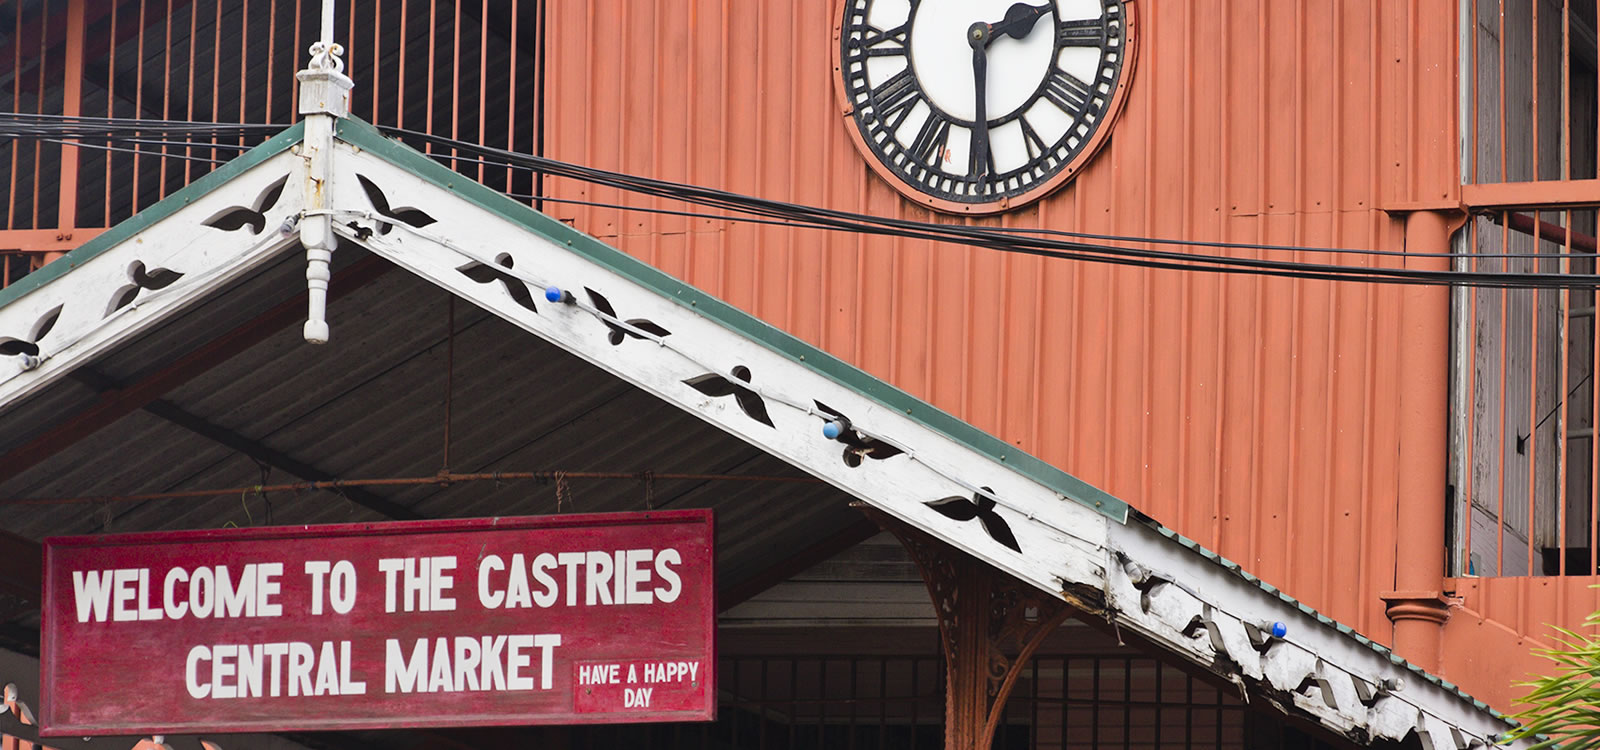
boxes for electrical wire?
[0,112,283,138]
[392,138,1552,262]
[38,138,232,165]
[375,125,1600,289]
[1,113,1596,288]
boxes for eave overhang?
[0,117,1527,750]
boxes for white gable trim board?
[0,151,306,410]
[0,119,1530,750]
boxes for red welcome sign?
[39,510,715,736]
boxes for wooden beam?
[1462,179,1600,209]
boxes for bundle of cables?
[1,112,1592,290]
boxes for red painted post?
[46,0,84,266]
[1385,208,1455,673]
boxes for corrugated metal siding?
[542,0,1443,647]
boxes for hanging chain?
[555,472,572,512]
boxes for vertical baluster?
[1560,208,1572,575]
[54,0,83,260]
[1498,215,1510,574]
[158,0,172,199]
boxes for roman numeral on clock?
[872,69,924,132]
[846,22,911,64]
[1057,18,1107,47]
[860,22,909,50]
[1041,68,1092,115]
[970,136,995,179]
[1019,117,1049,160]
[909,114,952,165]
[839,0,1129,206]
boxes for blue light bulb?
[822,421,843,440]
[544,286,564,303]
[1271,621,1287,639]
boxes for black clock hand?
[968,2,1051,181]
[969,24,990,180]
[985,2,1054,44]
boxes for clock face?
[835,0,1134,213]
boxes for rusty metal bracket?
[863,506,1072,750]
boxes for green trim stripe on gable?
[334,116,1129,524]
[0,122,306,311]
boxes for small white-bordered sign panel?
[836,0,1135,214]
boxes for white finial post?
[320,0,335,48]
[296,0,352,344]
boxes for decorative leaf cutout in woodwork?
[0,305,61,358]
[584,287,671,345]
[107,286,140,315]
[202,174,289,234]
[357,174,437,234]
[457,254,538,313]
[107,260,186,315]
[925,486,1022,553]
[0,339,38,357]
[683,366,774,427]
[814,400,905,467]
[132,260,183,290]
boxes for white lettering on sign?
[473,548,684,609]
[378,556,458,613]
[73,565,284,623]
[585,551,613,606]
[72,570,113,623]
[655,549,682,603]
[625,549,653,604]
[641,661,701,684]
[59,531,707,726]
[576,663,621,685]
[558,551,584,605]
[163,567,187,619]
[384,634,561,693]
[185,641,366,699]
[305,560,359,615]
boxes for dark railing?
[1455,208,1600,576]
[1465,0,1600,186]
[1453,0,1600,577]
[0,0,546,282]
[565,654,1249,750]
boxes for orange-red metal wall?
[543,0,1480,691]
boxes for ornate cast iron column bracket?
[861,507,1071,750]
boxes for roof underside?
[0,245,857,590]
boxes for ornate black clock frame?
[832,0,1139,215]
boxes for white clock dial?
[839,0,1131,209]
